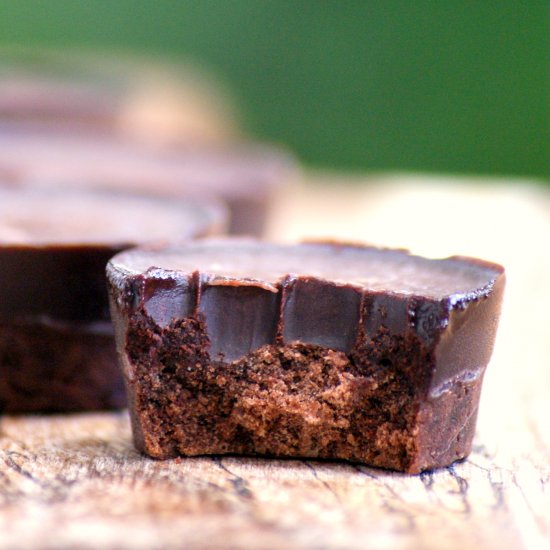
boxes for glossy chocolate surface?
[113,240,499,299]
[109,239,503,365]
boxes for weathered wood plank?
[0,411,547,549]
[1,177,549,549]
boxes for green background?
[0,1,547,178]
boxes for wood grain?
[1,175,549,549]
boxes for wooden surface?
[1,174,549,549]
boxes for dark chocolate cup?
[0,126,297,236]
[0,187,227,413]
[0,48,241,144]
[107,239,505,473]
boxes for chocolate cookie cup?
[107,239,505,473]
[0,126,296,235]
[0,187,226,413]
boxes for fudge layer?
[0,126,295,235]
[107,239,505,473]
[0,187,225,413]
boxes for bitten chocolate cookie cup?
[107,239,505,473]
[0,187,226,413]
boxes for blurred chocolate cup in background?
[0,126,297,236]
[0,48,240,145]
[0,185,226,413]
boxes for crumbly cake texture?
[108,241,505,473]
[0,321,125,413]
